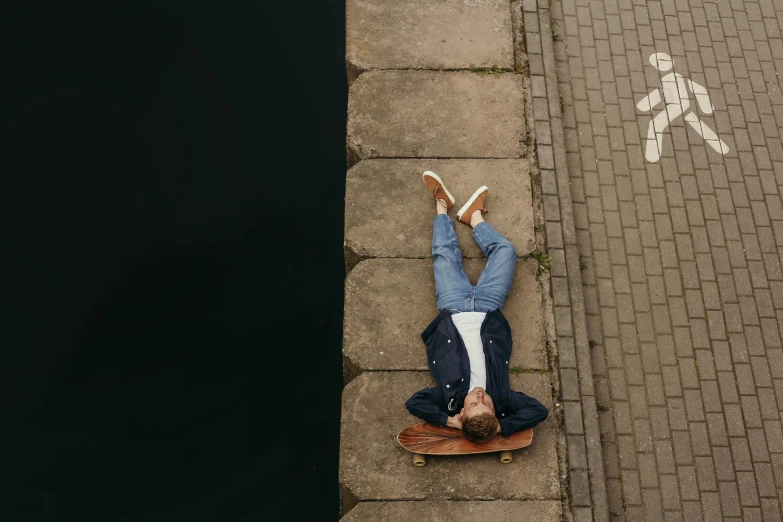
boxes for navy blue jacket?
[405,308,549,437]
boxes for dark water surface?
[1,1,345,520]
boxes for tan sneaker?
[457,186,489,224]
[423,171,456,210]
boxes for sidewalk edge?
[519,1,611,521]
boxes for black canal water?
[1,1,346,520]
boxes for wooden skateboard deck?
[397,422,533,466]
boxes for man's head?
[460,387,499,443]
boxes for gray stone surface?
[341,500,561,521]
[347,71,525,162]
[346,0,514,76]
[339,371,558,511]
[345,159,535,264]
[343,258,547,382]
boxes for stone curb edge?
[520,0,611,521]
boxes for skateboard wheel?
[413,454,426,467]
[499,451,513,464]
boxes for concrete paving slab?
[339,372,558,512]
[344,159,535,265]
[346,0,514,78]
[347,71,525,162]
[343,258,547,382]
[341,500,561,521]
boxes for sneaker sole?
[457,185,489,220]
[423,171,456,206]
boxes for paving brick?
[731,437,754,472]
[725,403,746,437]
[655,439,677,474]
[564,401,585,434]
[748,428,770,463]
[718,371,741,403]
[743,395,764,428]
[736,364,758,395]
[647,373,667,406]
[650,407,672,439]
[701,380,723,412]
[719,482,742,517]
[759,387,780,419]
[677,465,699,502]
[760,499,782,522]
[629,386,650,419]
[706,412,729,446]
[696,350,718,380]
[638,452,659,488]
[663,366,683,397]
[695,456,718,491]
[702,492,723,521]
[714,446,737,480]
[605,477,623,515]
[752,356,774,387]
[571,470,591,506]
[668,398,688,431]
[681,360,700,390]
[660,474,682,510]
[622,470,642,505]
[682,501,704,522]
[764,420,783,453]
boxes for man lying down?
[405,171,549,443]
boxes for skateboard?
[397,422,534,467]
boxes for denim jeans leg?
[432,214,474,313]
[472,221,517,312]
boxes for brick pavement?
[548,0,783,519]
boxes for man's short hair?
[462,412,499,443]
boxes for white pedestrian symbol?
[636,52,729,162]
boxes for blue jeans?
[432,214,517,314]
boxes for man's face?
[461,387,494,420]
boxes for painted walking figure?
[637,52,729,163]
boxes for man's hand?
[446,414,463,430]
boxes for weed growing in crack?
[527,250,552,273]
[471,65,504,78]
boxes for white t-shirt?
[451,312,487,393]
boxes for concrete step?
[342,258,547,383]
[347,71,525,163]
[346,0,514,80]
[339,372,559,514]
[341,500,561,521]
[344,159,535,268]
